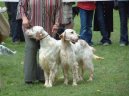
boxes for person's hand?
[22,16,31,29]
[35,32,43,41]
[52,24,59,34]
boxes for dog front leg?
[63,64,69,85]
[72,63,78,86]
[48,69,57,87]
[44,71,49,87]
[86,61,94,81]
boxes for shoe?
[120,43,126,47]
[13,41,20,44]
[103,42,110,46]
[89,42,94,46]
[25,81,33,84]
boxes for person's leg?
[17,19,25,42]
[24,33,44,83]
[118,2,128,46]
[128,2,129,18]
[10,2,20,43]
[86,10,94,45]
[96,2,111,44]
[79,9,93,45]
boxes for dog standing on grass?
[59,29,79,86]
[60,29,104,82]
[26,26,104,87]
[74,39,104,81]
[26,26,61,87]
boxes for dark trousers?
[5,2,24,42]
[96,2,112,44]
[118,1,129,45]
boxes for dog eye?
[71,31,73,34]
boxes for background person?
[118,1,129,46]
[94,1,114,46]
[5,2,24,44]
[77,1,96,46]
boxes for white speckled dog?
[74,39,104,81]
[59,29,79,86]
[26,26,61,87]
[59,29,104,82]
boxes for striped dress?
[17,0,63,36]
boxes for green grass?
[0,3,129,96]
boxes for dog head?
[59,29,79,43]
[25,26,48,40]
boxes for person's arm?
[17,0,30,28]
[52,1,63,33]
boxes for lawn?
[0,2,129,96]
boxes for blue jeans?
[96,2,112,44]
[79,9,94,45]
[118,1,129,45]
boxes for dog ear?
[59,34,62,39]
[59,32,64,39]
[59,32,66,42]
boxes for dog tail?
[93,54,104,60]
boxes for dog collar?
[41,34,49,40]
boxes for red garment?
[77,2,96,10]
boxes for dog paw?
[72,83,77,86]
[45,84,52,88]
[64,82,68,85]
[87,78,93,82]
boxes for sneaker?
[13,41,20,44]
[103,42,110,46]
[120,43,126,47]
[0,7,7,13]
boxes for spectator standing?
[17,0,62,84]
[94,1,114,46]
[118,1,129,46]
[77,2,96,46]
[54,2,74,40]
[5,2,24,43]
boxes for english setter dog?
[59,29,79,86]
[59,29,104,82]
[26,26,61,87]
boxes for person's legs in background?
[79,8,94,45]
[118,1,129,46]
[5,2,24,43]
[10,2,20,43]
[96,2,112,45]
[17,19,25,42]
